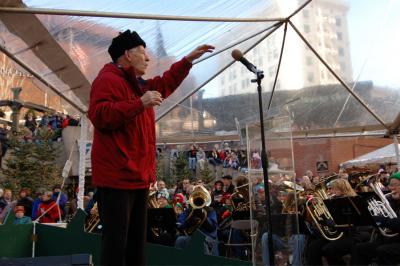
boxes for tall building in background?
[217,0,352,97]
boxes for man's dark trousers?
[97,187,148,266]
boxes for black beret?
[108,30,146,62]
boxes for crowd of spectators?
[179,143,249,181]
[23,111,79,142]
[0,185,68,225]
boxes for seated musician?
[175,185,219,256]
[261,191,307,266]
[351,172,400,265]
[306,178,370,266]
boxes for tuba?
[183,185,211,236]
[305,179,344,241]
[367,180,398,237]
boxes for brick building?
[276,136,393,177]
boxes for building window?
[241,80,246,90]
[335,17,341,27]
[221,76,225,85]
[229,69,236,79]
[233,84,237,94]
[306,56,313,66]
[304,24,310,33]
[259,57,264,66]
[336,32,342,41]
[307,72,314,83]
[303,9,309,18]
[338,47,344,57]
[340,62,346,71]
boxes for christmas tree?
[172,151,190,183]
[198,161,214,185]
[1,127,61,194]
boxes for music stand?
[324,196,375,229]
[147,208,177,241]
[270,214,308,236]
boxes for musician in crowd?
[351,172,400,265]
[261,191,307,266]
[175,185,219,256]
[306,178,370,266]
[222,175,235,194]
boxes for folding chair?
[225,219,259,260]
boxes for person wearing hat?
[351,172,400,265]
[157,192,171,208]
[51,184,68,219]
[13,205,32,225]
[88,29,214,266]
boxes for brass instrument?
[85,203,100,233]
[184,185,211,236]
[148,190,160,208]
[367,180,398,237]
[231,182,255,211]
[305,181,344,241]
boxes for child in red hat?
[13,205,32,224]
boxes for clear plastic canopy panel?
[246,115,298,265]
[1,0,398,134]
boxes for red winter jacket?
[88,58,192,190]
[37,200,60,223]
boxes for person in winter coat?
[36,191,60,223]
[13,205,32,225]
[88,29,214,266]
[16,188,33,218]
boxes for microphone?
[231,49,258,74]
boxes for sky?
[348,0,400,88]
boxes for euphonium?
[231,182,251,211]
[184,185,211,236]
[305,185,344,241]
[367,181,398,237]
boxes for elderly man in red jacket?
[88,29,214,266]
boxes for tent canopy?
[341,143,400,168]
[1,0,400,140]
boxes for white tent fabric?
[341,143,400,168]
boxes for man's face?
[42,194,51,201]
[389,178,400,197]
[15,211,24,219]
[126,46,149,77]
[158,181,166,190]
[222,178,230,186]
[4,191,12,200]
[182,179,190,189]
